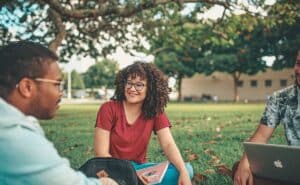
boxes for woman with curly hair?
[94,62,193,185]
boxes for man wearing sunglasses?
[0,41,117,185]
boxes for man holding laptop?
[233,48,300,185]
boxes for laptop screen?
[243,142,300,184]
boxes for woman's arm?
[157,127,192,185]
[94,127,112,157]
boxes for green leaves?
[83,58,119,89]
[71,70,85,89]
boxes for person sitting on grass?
[233,48,300,185]
[94,62,193,185]
[0,41,117,185]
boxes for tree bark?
[231,72,241,102]
[48,9,66,53]
[177,74,183,102]
[41,0,230,19]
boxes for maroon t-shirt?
[95,101,171,163]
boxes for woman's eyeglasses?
[125,81,145,91]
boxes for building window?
[280,79,287,87]
[265,79,272,87]
[250,80,257,87]
[237,80,243,87]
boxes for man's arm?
[234,124,275,185]
[0,122,119,185]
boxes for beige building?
[181,68,294,101]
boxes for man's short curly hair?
[0,41,58,99]
[111,62,170,119]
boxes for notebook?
[243,142,300,184]
[136,161,169,185]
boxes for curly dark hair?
[111,62,170,119]
[0,41,58,99]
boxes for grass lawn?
[41,103,287,185]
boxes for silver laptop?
[243,142,300,184]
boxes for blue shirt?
[0,98,100,185]
[261,85,300,146]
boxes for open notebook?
[136,161,169,185]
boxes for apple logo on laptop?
[273,160,283,168]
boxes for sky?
[59,0,276,73]
[59,47,154,73]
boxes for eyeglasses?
[125,81,145,91]
[34,78,64,92]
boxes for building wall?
[181,68,294,101]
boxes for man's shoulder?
[0,98,29,128]
[273,85,296,98]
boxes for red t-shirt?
[95,101,171,163]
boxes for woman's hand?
[99,177,119,185]
[138,174,150,185]
[178,171,192,185]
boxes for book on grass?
[136,161,169,185]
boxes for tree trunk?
[231,72,241,102]
[104,88,108,100]
[177,75,183,102]
[67,70,72,99]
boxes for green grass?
[41,103,286,185]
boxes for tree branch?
[39,0,231,19]
[48,9,66,52]
[151,47,172,55]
